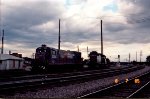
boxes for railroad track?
[77,71,150,98]
[0,65,143,80]
[128,80,150,98]
[0,65,144,82]
[0,65,145,97]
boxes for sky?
[0,0,150,62]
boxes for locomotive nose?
[35,53,45,60]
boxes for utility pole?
[9,50,11,54]
[1,29,4,54]
[77,45,79,52]
[58,19,60,50]
[140,50,142,62]
[118,55,120,63]
[136,51,137,62]
[87,46,88,58]
[100,20,103,55]
[58,19,61,63]
[32,53,35,59]
[129,53,130,63]
[0,0,2,55]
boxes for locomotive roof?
[89,51,106,57]
[37,46,56,50]
[37,45,81,53]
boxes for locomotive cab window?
[52,50,56,55]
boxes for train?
[31,44,110,72]
[88,51,110,68]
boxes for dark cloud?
[121,0,150,27]
[104,22,128,32]
[1,0,150,55]
[2,1,62,27]
[1,1,64,49]
[98,0,150,44]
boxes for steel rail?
[77,71,150,98]
[127,81,150,98]
[0,65,145,92]
[0,66,142,86]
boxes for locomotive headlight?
[41,66,45,70]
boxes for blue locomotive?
[32,44,83,71]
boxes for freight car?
[32,44,83,72]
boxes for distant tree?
[146,56,150,66]
[132,60,137,65]
[146,55,150,62]
[106,58,110,63]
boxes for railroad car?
[88,51,110,68]
[32,44,83,71]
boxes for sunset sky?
[0,0,150,62]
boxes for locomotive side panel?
[50,49,58,64]
[97,55,101,63]
[72,51,82,64]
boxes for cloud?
[1,0,65,48]
[1,0,150,61]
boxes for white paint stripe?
[127,81,150,98]
[77,71,150,98]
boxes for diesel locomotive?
[32,44,83,71]
[88,51,110,68]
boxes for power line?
[81,14,150,24]
[127,16,150,24]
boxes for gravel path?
[9,66,150,98]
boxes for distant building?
[23,57,33,66]
[10,53,22,58]
[146,55,150,62]
[0,54,24,70]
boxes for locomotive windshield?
[36,48,47,53]
[36,44,50,53]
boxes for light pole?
[100,20,103,55]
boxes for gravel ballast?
[7,66,150,98]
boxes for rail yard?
[1,0,150,98]
[0,65,149,98]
